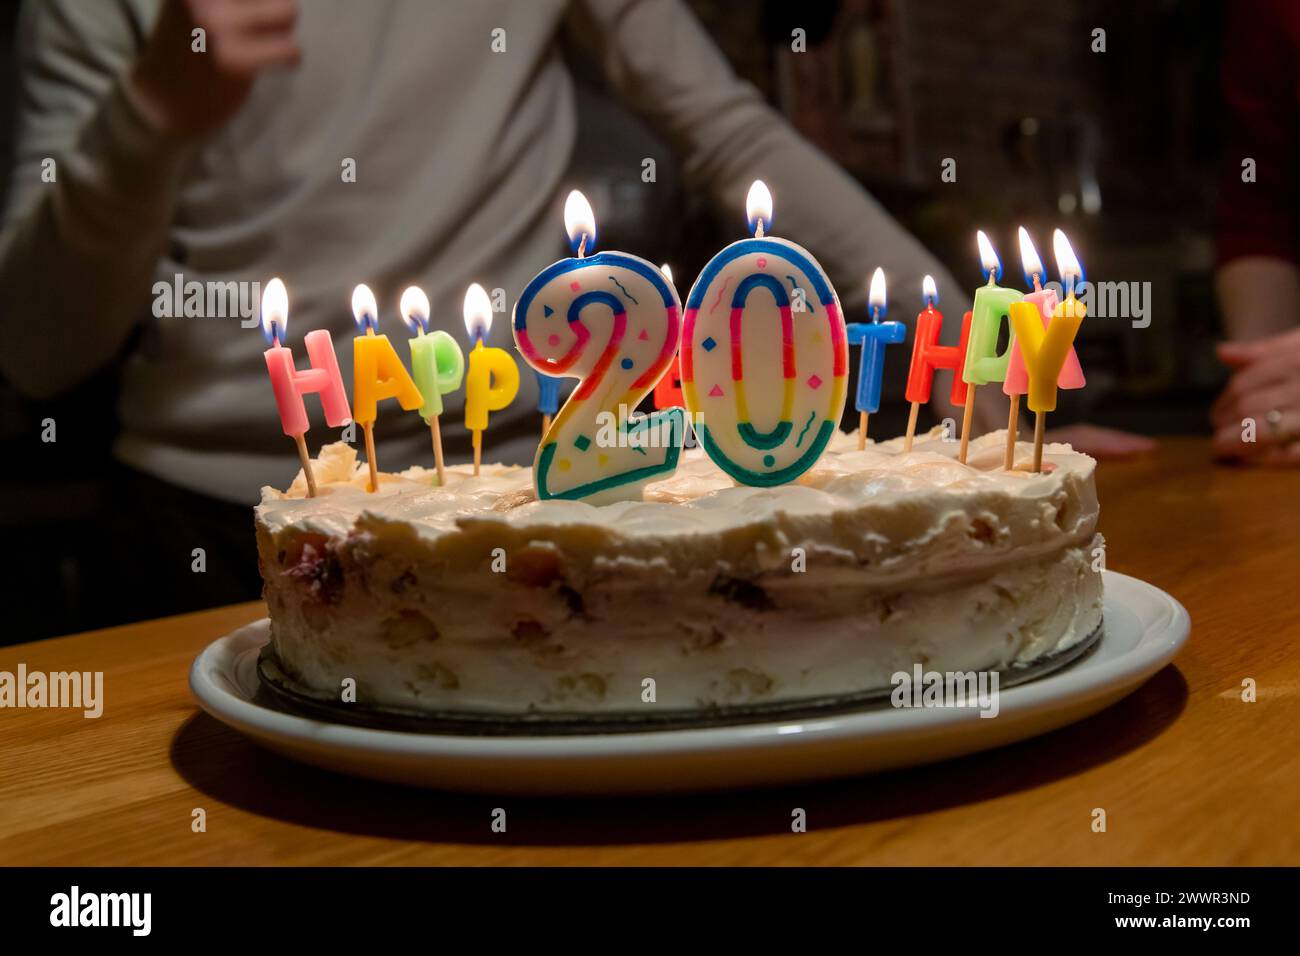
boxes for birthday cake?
[254,427,1103,718]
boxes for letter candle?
[959,231,1023,464]
[260,277,351,496]
[513,191,683,502]
[903,275,972,452]
[351,283,425,492]
[464,282,520,476]
[1003,227,1085,469]
[681,180,848,486]
[846,267,905,450]
[652,263,686,410]
[400,285,464,486]
[1007,229,1087,473]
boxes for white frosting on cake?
[255,428,1103,715]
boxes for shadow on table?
[170,665,1188,848]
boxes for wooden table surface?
[2,438,1297,865]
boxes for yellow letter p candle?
[463,282,519,476]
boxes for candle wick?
[577,233,588,258]
[755,218,766,239]
[1032,273,1042,292]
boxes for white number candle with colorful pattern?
[512,191,685,505]
[681,181,848,486]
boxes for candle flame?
[261,276,288,345]
[351,283,379,332]
[867,267,887,317]
[745,179,772,236]
[399,285,430,335]
[922,274,938,307]
[976,230,1002,283]
[564,190,596,255]
[1052,228,1084,294]
[463,282,492,344]
[1017,226,1044,289]
[661,263,673,285]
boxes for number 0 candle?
[682,180,848,486]
[513,191,684,503]
[261,277,351,496]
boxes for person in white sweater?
[4,0,1133,615]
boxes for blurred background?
[0,0,1232,640]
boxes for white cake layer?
[255,428,1104,715]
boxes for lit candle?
[464,282,520,476]
[958,231,1023,464]
[846,267,905,450]
[401,285,464,486]
[652,263,686,410]
[260,277,351,496]
[1002,227,1085,469]
[512,191,683,503]
[1008,229,1087,472]
[903,275,972,452]
[680,180,848,486]
[352,283,424,492]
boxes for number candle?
[401,285,464,486]
[351,283,424,492]
[1008,229,1087,473]
[513,190,684,503]
[903,275,972,452]
[1002,227,1085,470]
[959,231,1023,464]
[846,267,905,450]
[681,180,847,486]
[260,277,351,497]
[652,263,686,410]
[463,282,520,477]
[533,369,561,436]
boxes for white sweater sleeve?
[0,0,193,399]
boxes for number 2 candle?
[513,190,684,504]
[682,180,848,486]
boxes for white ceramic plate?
[189,571,1188,795]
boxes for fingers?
[192,0,300,74]
[1212,377,1300,431]
[1213,407,1300,464]
[1216,326,1300,368]
[212,34,301,74]
[1212,346,1300,422]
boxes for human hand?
[1211,327,1300,466]
[1043,423,1155,460]
[128,0,299,138]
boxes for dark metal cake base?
[255,620,1103,737]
